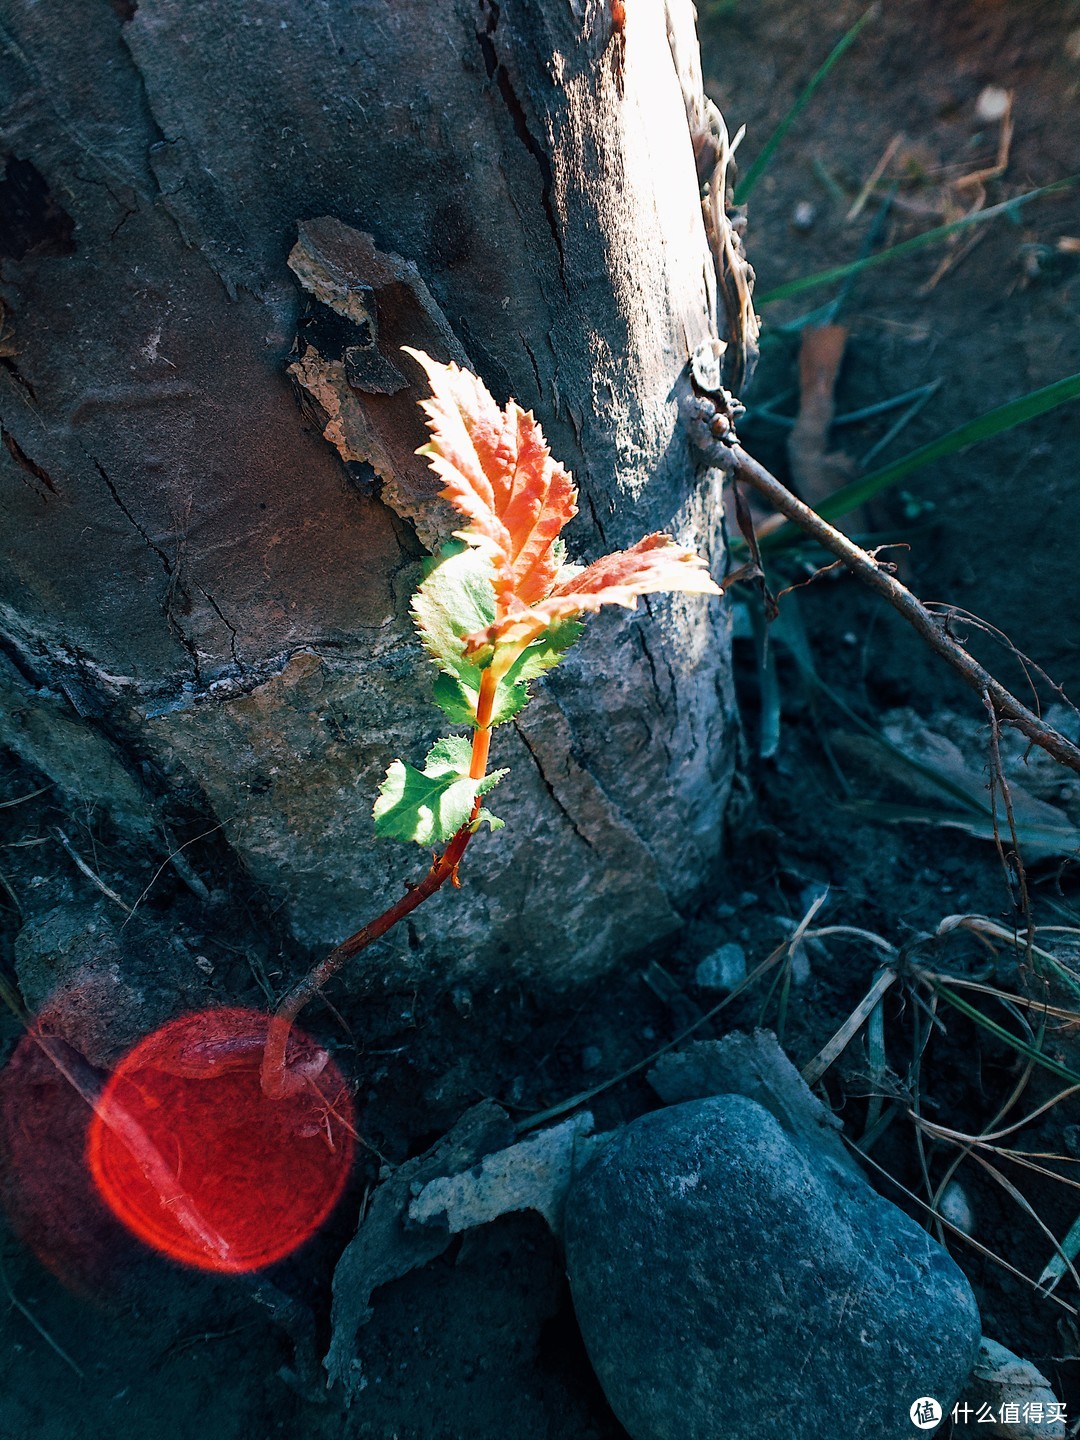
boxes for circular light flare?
[86,1008,354,1274]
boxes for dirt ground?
[3,1,1080,1437]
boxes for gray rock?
[648,1032,860,1181]
[693,941,746,992]
[955,1338,1066,1437]
[564,1095,980,1440]
[408,1112,601,1235]
[326,1101,515,1398]
[13,903,201,1065]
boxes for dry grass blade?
[802,966,898,1086]
[854,1141,1078,1316]
[122,823,223,928]
[936,915,1080,998]
[919,973,1080,1025]
[52,828,132,914]
[954,89,1013,191]
[922,977,1080,1086]
[846,132,904,221]
[1041,1211,1080,1291]
[0,864,20,917]
[919,1087,1080,1146]
[0,1251,84,1377]
[962,1147,1080,1295]
[515,938,791,1135]
[0,784,51,810]
[734,6,877,205]
[517,893,833,1134]
[758,173,1080,304]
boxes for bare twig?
[687,398,1080,778]
[52,828,132,914]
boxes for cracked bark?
[0,0,737,986]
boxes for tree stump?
[0,0,737,985]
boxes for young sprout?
[261,350,720,1096]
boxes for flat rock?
[693,941,746,992]
[564,1095,980,1440]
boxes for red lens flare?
[86,1008,354,1273]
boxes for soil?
[3,2,1080,1437]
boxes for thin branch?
[259,666,500,1098]
[687,400,1080,777]
[52,828,133,913]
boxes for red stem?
[261,667,499,1097]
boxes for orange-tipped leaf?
[403,348,578,611]
[463,533,721,655]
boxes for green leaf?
[502,618,583,687]
[757,173,1080,305]
[417,547,582,728]
[373,736,507,845]
[760,369,1080,549]
[440,618,582,727]
[411,545,496,683]
[431,672,530,728]
[472,808,505,833]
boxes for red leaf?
[463,533,721,655]
[404,348,578,610]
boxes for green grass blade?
[758,174,1080,304]
[1039,1209,1080,1289]
[761,369,1080,548]
[929,980,1080,1086]
[733,6,877,206]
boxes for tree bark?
[0,0,736,986]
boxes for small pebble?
[975,85,1010,122]
[581,1045,604,1073]
[939,1180,975,1236]
[694,943,746,994]
[791,200,817,231]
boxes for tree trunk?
[0,0,737,987]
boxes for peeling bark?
[0,0,737,985]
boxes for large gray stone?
[564,1095,980,1440]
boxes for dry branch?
[687,398,1080,778]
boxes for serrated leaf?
[472,808,505,833]
[463,533,720,655]
[373,735,507,846]
[403,347,578,610]
[429,673,482,727]
[411,544,496,682]
[501,618,583,685]
[421,735,475,775]
[430,619,581,727]
[432,672,530,728]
